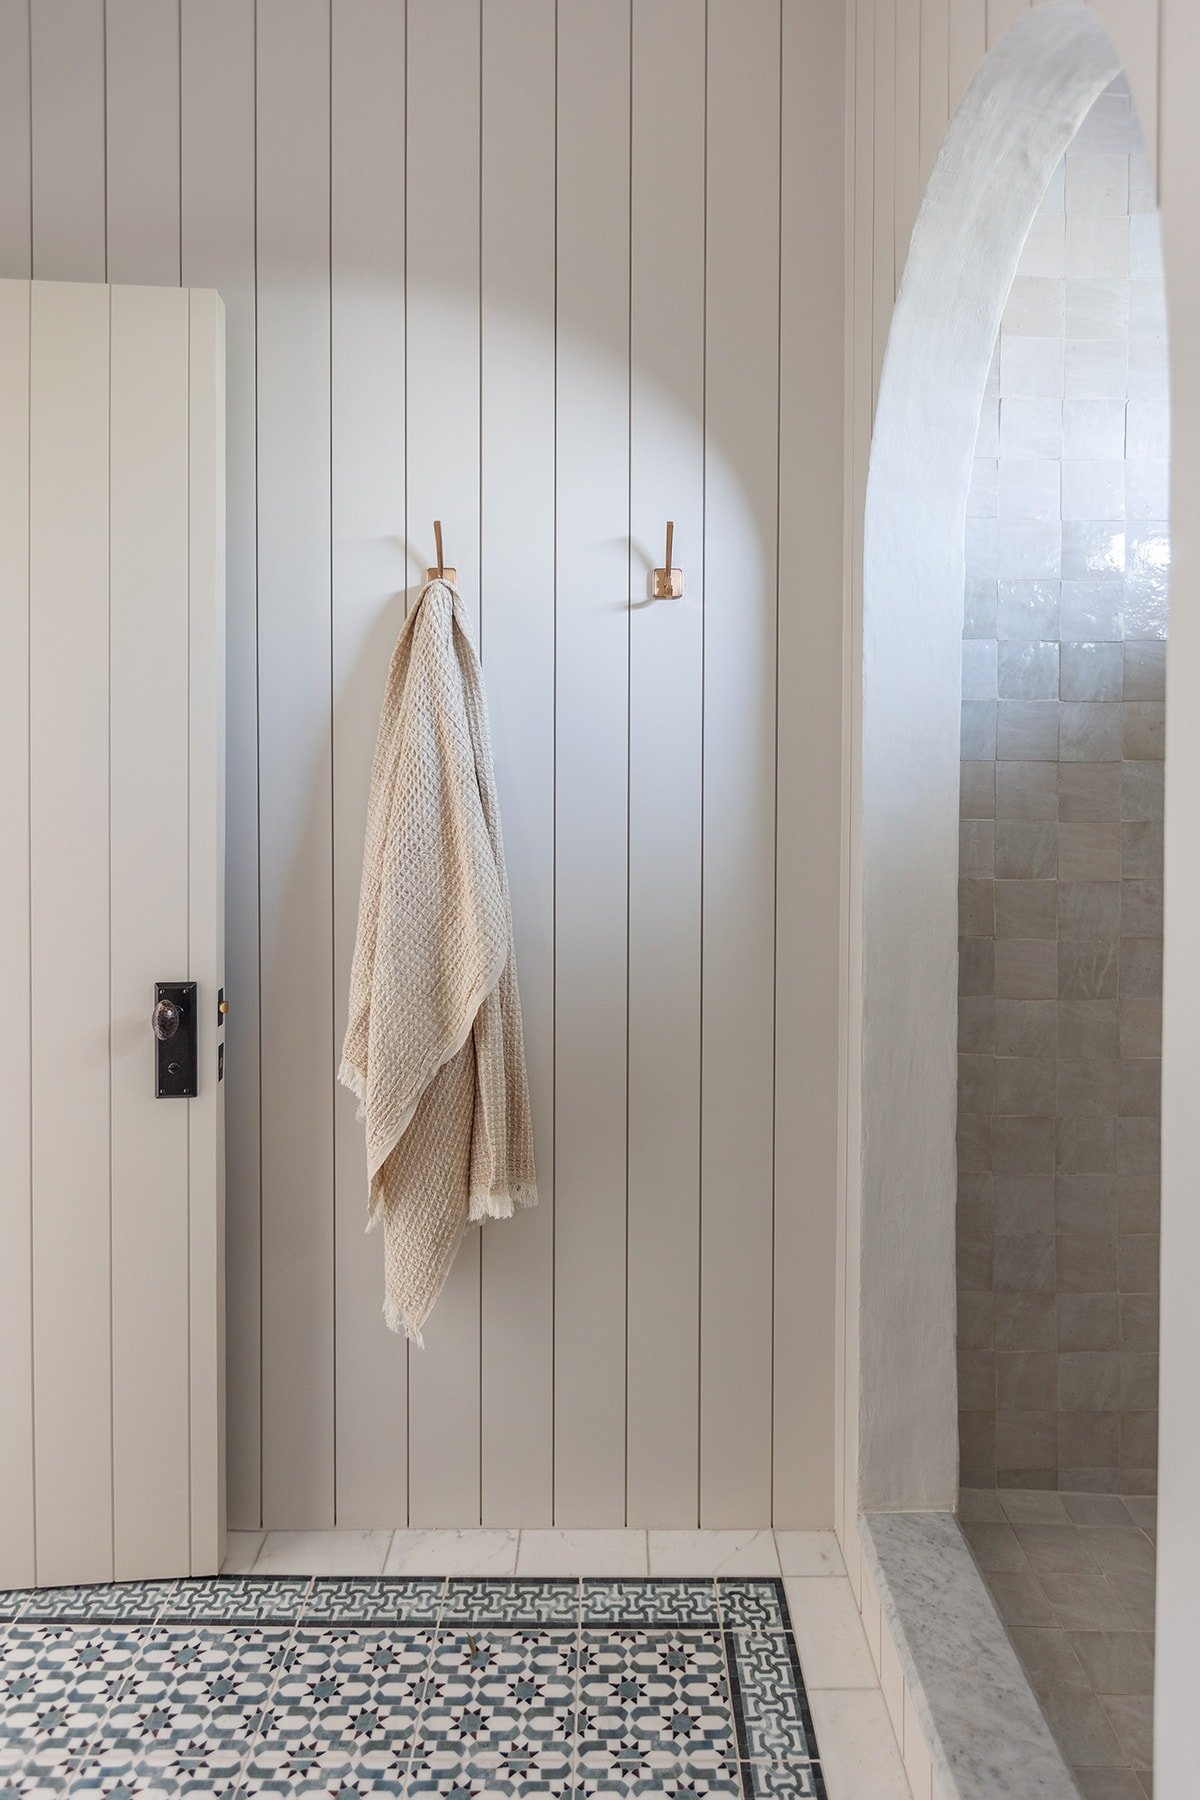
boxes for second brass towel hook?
[426,519,457,584]
[652,520,683,599]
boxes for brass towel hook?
[652,520,683,599]
[426,519,457,584]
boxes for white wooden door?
[0,278,225,1589]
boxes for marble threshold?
[861,1510,1079,1800]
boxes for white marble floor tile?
[384,1529,518,1577]
[253,1528,392,1576]
[220,1530,264,1574]
[647,1529,780,1577]
[807,1686,914,1800]
[515,1529,648,1576]
[784,1576,878,1690]
[774,1530,845,1577]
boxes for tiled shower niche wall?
[956,81,1167,1494]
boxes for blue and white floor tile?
[0,1576,834,1798]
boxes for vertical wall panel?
[0,279,33,1587]
[256,0,335,1528]
[894,0,922,281]
[700,0,780,1526]
[553,0,632,1527]
[29,0,105,279]
[331,0,410,1527]
[109,285,192,1578]
[987,0,1030,48]
[188,288,228,1573]
[478,0,557,1527]
[625,0,705,1529]
[0,4,31,275]
[404,0,484,1528]
[919,0,950,186]
[872,0,896,397]
[105,1,180,284]
[180,0,261,1528]
[774,0,845,1531]
[948,0,987,113]
[28,281,112,1583]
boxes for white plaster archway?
[848,1,1126,1521]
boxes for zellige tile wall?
[956,82,1167,1495]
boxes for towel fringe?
[382,1292,425,1348]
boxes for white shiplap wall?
[0,0,844,1530]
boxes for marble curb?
[860,1510,1079,1800]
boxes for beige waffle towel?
[339,577,537,1343]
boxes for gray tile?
[996,1410,1058,1474]
[958,1486,1007,1522]
[995,1292,1058,1352]
[1120,878,1162,937]
[1058,938,1120,1000]
[1059,1352,1122,1412]
[1121,701,1165,761]
[1057,1060,1119,1117]
[995,878,1057,938]
[1061,1492,1134,1526]
[1119,1294,1158,1353]
[961,760,997,817]
[1061,640,1124,701]
[962,1519,1027,1571]
[962,698,999,759]
[957,1112,993,1175]
[1037,1569,1136,1631]
[1100,1693,1154,1770]
[995,938,1057,999]
[995,820,1058,878]
[983,1565,1057,1626]
[958,1290,995,1349]
[959,935,996,998]
[1008,1625,1089,1694]
[997,700,1059,760]
[1060,762,1121,823]
[1060,1411,1121,1471]
[960,1409,998,1485]
[1117,1058,1160,1117]
[958,1052,995,1115]
[994,1058,1056,1117]
[1073,1769,1148,1799]
[998,760,1058,820]
[1118,1234,1159,1294]
[1059,1292,1121,1352]
[959,994,996,1052]
[1057,1228,1118,1293]
[1069,1628,1154,1696]
[995,1234,1056,1294]
[1121,759,1163,820]
[1056,1174,1116,1233]
[958,1345,998,1410]
[1038,1682,1126,1766]
[1014,1523,1102,1576]
[960,817,996,877]
[1120,1352,1158,1411]
[1117,1174,1158,1236]
[997,1352,1058,1411]
[996,998,1057,1056]
[1116,1116,1159,1177]
[1060,880,1121,938]
[998,1490,1069,1525]
[957,1198,994,1292]
[1059,999,1119,1060]
[998,639,1060,700]
[1119,939,1162,999]
[1122,640,1165,700]
[1058,821,1122,880]
[994,1114,1056,1174]
[959,876,995,936]
[1060,701,1123,761]
[1057,1114,1115,1175]
[1120,819,1162,878]
[1119,995,1161,1057]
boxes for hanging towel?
[339,577,537,1343]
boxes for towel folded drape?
[339,577,537,1343]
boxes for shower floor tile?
[0,1577,830,1799]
